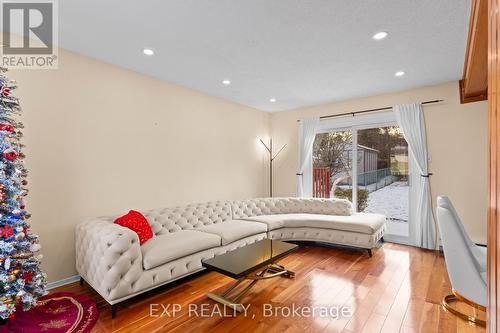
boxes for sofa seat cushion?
[197,220,267,245]
[240,213,385,234]
[242,215,289,231]
[141,230,221,270]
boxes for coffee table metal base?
[206,263,295,312]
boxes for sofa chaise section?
[231,198,386,253]
[241,213,385,233]
[268,227,384,251]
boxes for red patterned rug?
[0,292,98,333]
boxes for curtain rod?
[296,99,444,122]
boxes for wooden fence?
[313,167,331,198]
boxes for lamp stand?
[260,138,286,197]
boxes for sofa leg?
[367,249,373,258]
[111,304,117,319]
[79,277,84,286]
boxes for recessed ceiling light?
[269,98,277,103]
[395,71,406,77]
[143,48,154,56]
[372,31,388,40]
[222,79,231,85]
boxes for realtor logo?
[0,0,58,69]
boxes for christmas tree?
[0,67,46,320]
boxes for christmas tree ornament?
[29,243,41,253]
[0,297,12,305]
[0,67,45,320]
[2,149,17,161]
[21,271,32,283]
[4,258,10,270]
[0,226,13,238]
[0,124,14,134]
[11,251,31,260]
[0,86,10,98]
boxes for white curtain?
[394,103,436,249]
[296,117,320,197]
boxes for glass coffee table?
[202,239,298,312]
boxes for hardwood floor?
[54,243,485,333]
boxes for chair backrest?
[437,196,475,247]
[436,195,486,306]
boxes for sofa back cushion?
[231,197,352,219]
[142,201,232,236]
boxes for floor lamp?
[259,138,287,197]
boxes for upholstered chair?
[436,195,486,326]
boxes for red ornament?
[22,271,33,283]
[0,123,14,133]
[0,225,13,238]
[0,85,10,97]
[3,148,17,161]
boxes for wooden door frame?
[489,0,500,331]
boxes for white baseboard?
[46,275,80,290]
[383,234,412,246]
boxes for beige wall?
[8,48,488,283]
[10,49,270,283]
[270,82,488,244]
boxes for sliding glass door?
[356,126,409,240]
[313,129,353,200]
[312,114,410,243]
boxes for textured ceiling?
[60,0,471,112]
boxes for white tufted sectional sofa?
[75,197,386,313]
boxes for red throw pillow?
[114,210,153,245]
